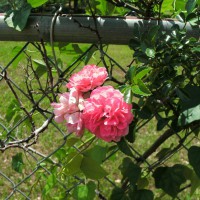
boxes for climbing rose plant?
[51,65,134,142]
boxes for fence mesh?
[0,13,199,200]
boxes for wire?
[50,5,63,76]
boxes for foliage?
[0,0,200,200]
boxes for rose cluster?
[51,65,133,142]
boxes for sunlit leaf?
[27,0,48,8]
[137,79,151,96]
[178,85,200,126]
[123,86,133,104]
[174,0,187,11]
[161,0,174,13]
[133,67,152,84]
[5,3,32,31]
[126,66,137,83]
[145,48,155,58]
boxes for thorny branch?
[0,116,53,152]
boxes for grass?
[0,41,199,200]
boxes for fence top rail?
[0,14,199,44]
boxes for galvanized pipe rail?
[0,15,199,44]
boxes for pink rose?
[66,65,108,92]
[82,86,133,142]
[51,88,84,135]
[65,112,84,136]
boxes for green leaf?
[89,0,116,15]
[5,3,32,31]
[27,0,48,8]
[190,172,200,195]
[53,148,66,161]
[157,118,170,131]
[133,67,152,84]
[119,157,141,186]
[0,0,9,7]
[66,137,80,147]
[10,46,24,68]
[153,164,187,197]
[132,85,148,96]
[174,0,187,11]
[33,59,46,66]
[178,104,200,126]
[188,146,200,178]
[84,145,107,164]
[117,138,134,157]
[12,153,24,173]
[148,26,160,43]
[129,189,154,200]
[33,59,47,78]
[137,79,151,96]
[185,0,197,14]
[123,86,133,104]
[73,181,96,200]
[64,154,83,176]
[110,187,128,200]
[145,48,155,58]
[86,181,96,200]
[80,157,108,180]
[186,13,198,25]
[178,85,200,126]
[161,0,174,13]
[43,174,57,196]
[125,121,136,143]
[137,178,149,190]
[138,106,153,119]
[72,44,84,54]
[73,185,88,199]
[126,66,137,83]
[85,46,97,64]
[176,88,190,102]
[6,99,21,122]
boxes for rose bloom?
[66,65,108,92]
[65,112,84,136]
[51,88,84,135]
[82,86,133,142]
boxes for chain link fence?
[0,12,200,200]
